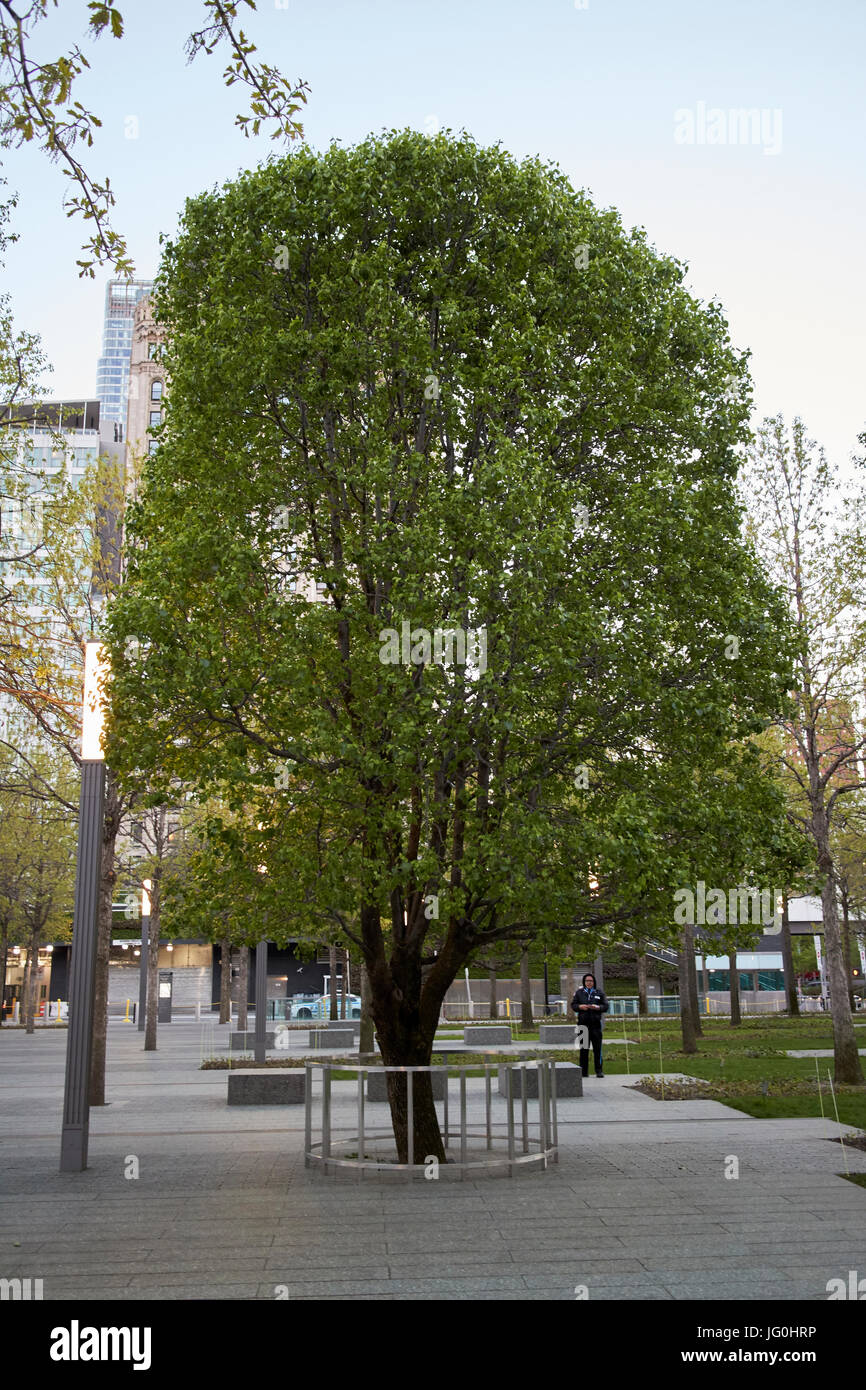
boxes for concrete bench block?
[308,1028,355,1048]
[463,1026,513,1046]
[230,1031,275,1050]
[538,1024,578,1044]
[325,1018,361,1031]
[227,1070,305,1105]
[497,1063,583,1098]
[365,1069,447,1102]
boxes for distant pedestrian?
[572,973,608,1077]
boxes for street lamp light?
[60,640,107,1172]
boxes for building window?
[148,440,158,455]
[757,970,785,991]
[147,343,159,360]
[151,380,163,401]
[149,411,161,428]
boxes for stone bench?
[497,1062,583,1098]
[325,1018,361,1032]
[308,1028,355,1049]
[365,1069,447,1102]
[463,1026,513,1047]
[227,1070,305,1105]
[230,1030,276,1051]
[538,1023,579,1044]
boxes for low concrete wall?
[463,1026,512,1046]
[230,1031,275,1050]
[309,1028,355,1048]
[538,1024,578,1044]
[227,1071,305,1105]
[365,1069,447,1102]
[497,1063,583,1098]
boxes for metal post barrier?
[550,1061,559,1160]
[485,1068,492,1150]
[443,1068,449,1146]
[521,1065,529,1153]
[357,1067,365,1177]
[506,1066,515,1177]
[322,1066,331,1168]
[406,1070,414,1177]
[459,1071,467,1168]
[304,1063,313,1169]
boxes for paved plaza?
[1,1019,865,1301]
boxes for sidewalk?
[1,1018,864,1300]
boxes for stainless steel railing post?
[304,1062,313,1168]
[485,1067,492,1150]
[407,1069,414,1178]
[322,1065,332,1171]
[358,1067,366,1181]
[506,1065,515,1177]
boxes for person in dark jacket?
[572,972,608,1077]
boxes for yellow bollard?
[506,997,510,1018]
[124,998,130,1022]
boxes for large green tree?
[106,131,802,1160]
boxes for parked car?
[288,993,361,1020]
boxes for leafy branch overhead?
[0,0,308,277]
[185,0,308,142]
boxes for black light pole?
[60,642,107,1173]
[137,880,151,1032]
[254,939,268,1063]
[543,954,550,1016]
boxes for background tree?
[742,416,866,1083]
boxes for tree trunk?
[637,949,647,1016]
[236,946,249,1030]
[565,965,575,1020]
[219,934,232,1023]
[685,923,703,1036]
[144,876,160,1051]
[0,923,8,1026]
[90,771,123,1105]
[361,902,447,1165]
[373,1003,445,1165]
[329,944,338,1020]
[841,891,855,1013]
[21,940,34,1032]
[359,962,374,1055]
[818,858,863,1084]
[678,933,697,1054]
[520,947,533,1029]
[729,952,741,1026]
[780,892,799,1016]
[488,967,498,1019]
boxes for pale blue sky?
[2,0,864,465]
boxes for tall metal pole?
[254,939,267,1063]
[60,758,106,1172]
[137,908,149,1032]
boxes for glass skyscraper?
[95,279,153,428]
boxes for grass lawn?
[716,1090,866,1129]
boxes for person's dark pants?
[579,1025,603,1076]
